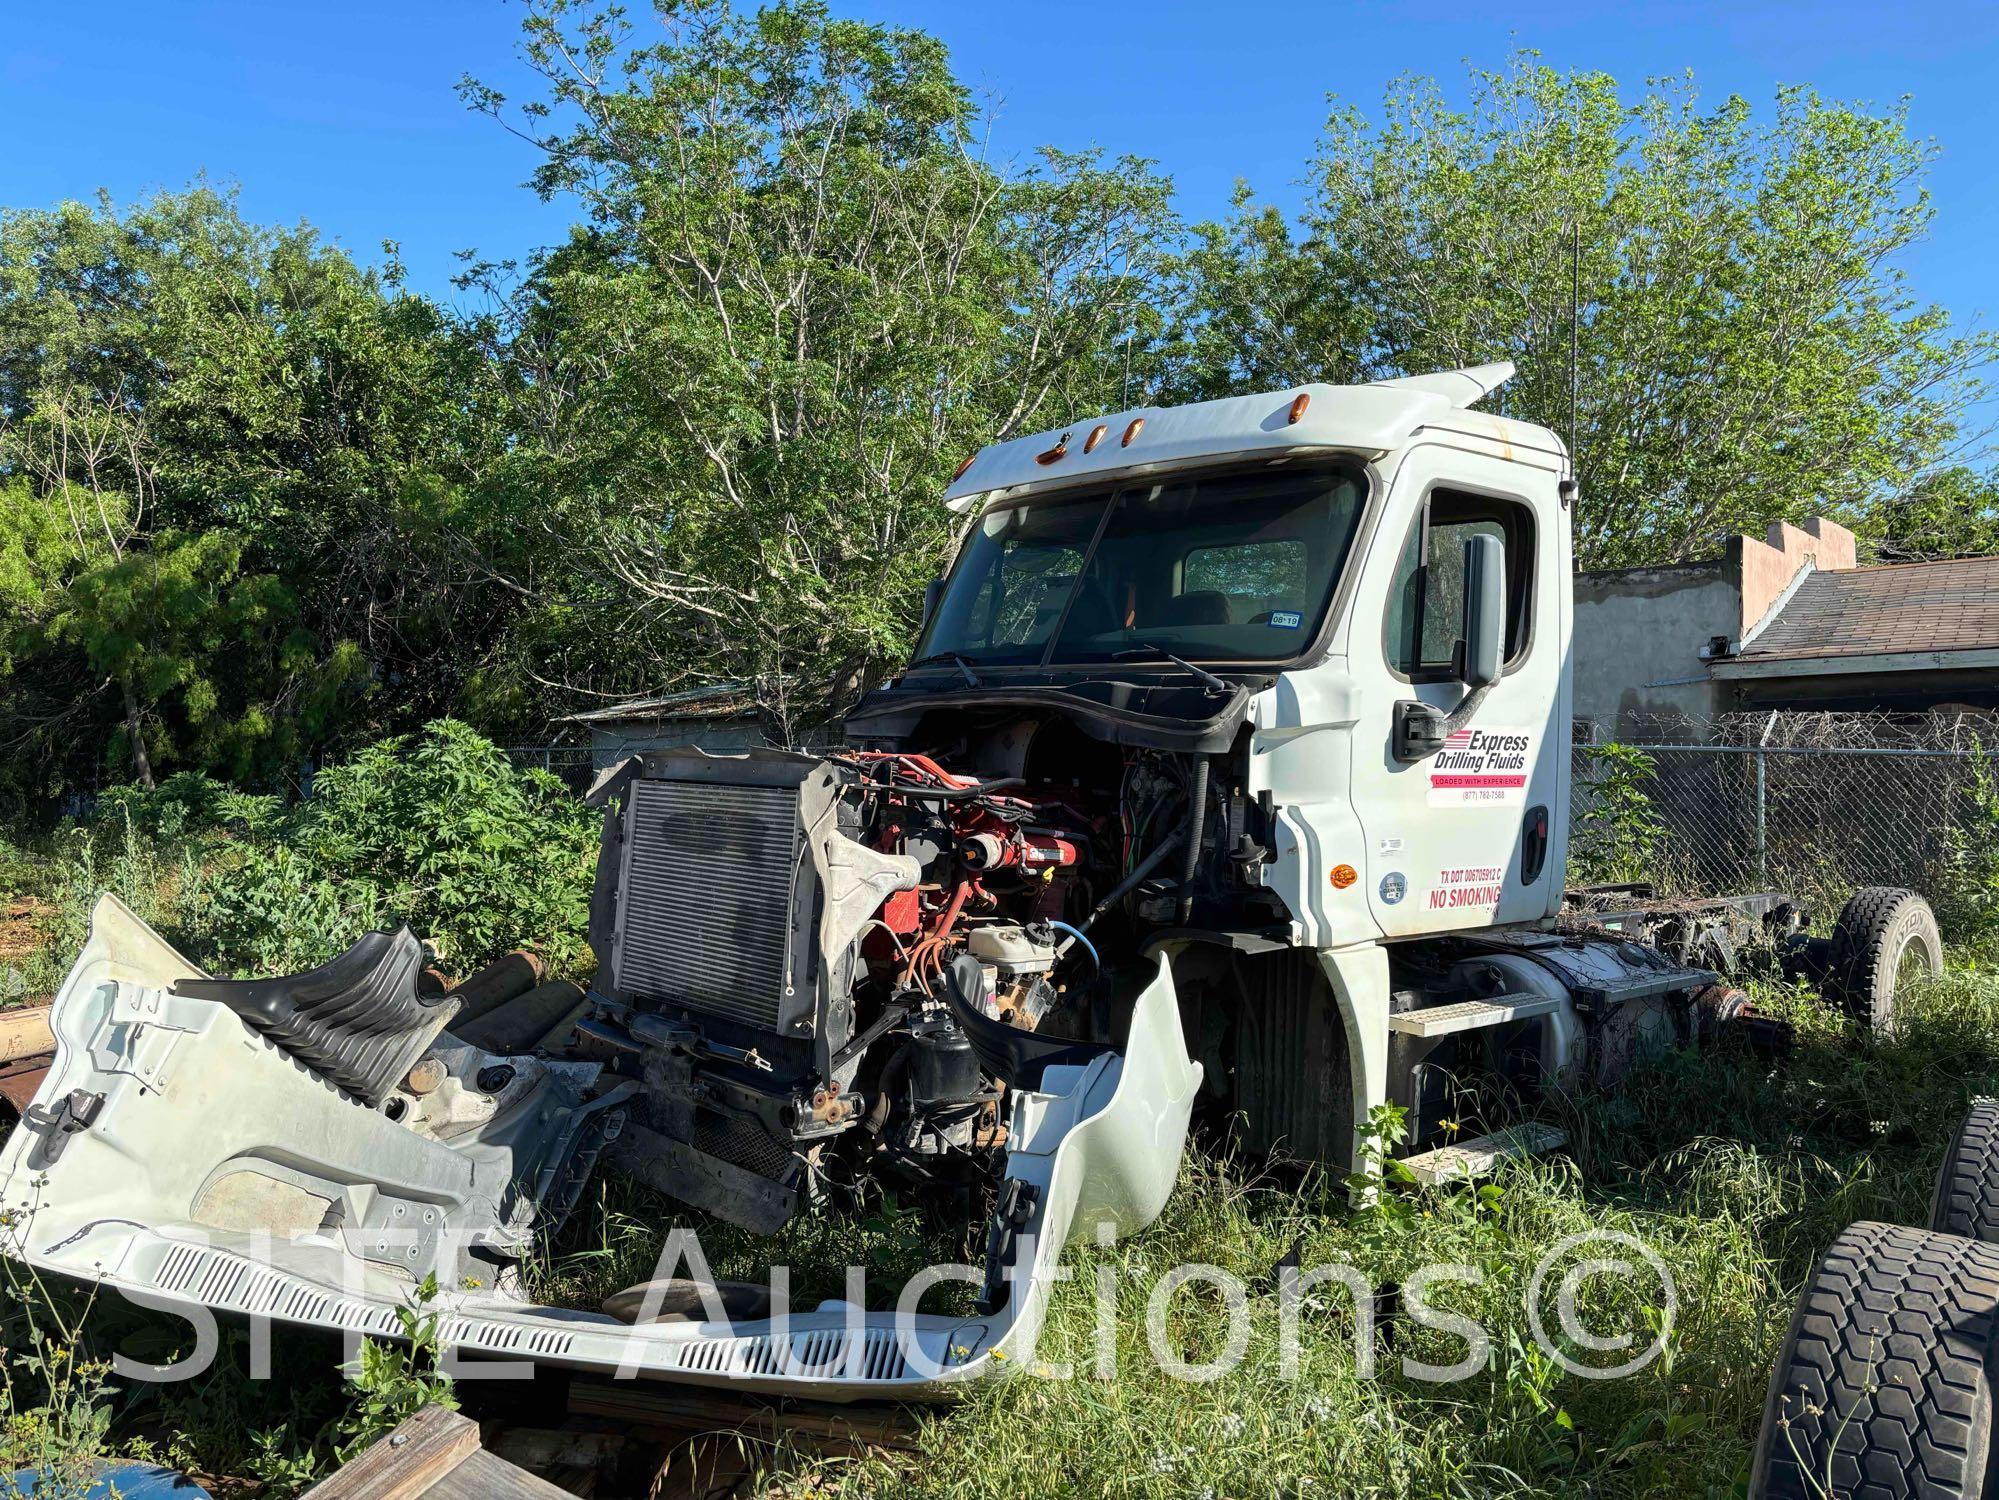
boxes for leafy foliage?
[333,1276,458,1465]
[3,35,1996,804]
[1569,742,1667,886]
[199,720,598,973]
[1871,464,1999,561]
[460,0,1178,733]
[1936,743,1999,953]
[1160,59,1995,569]
[20,721,597,986]
[0,185,523,796]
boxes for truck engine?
[586,724,1264,1237]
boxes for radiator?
[610,775,812,1033]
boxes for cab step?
[1400,1123,1568,1186]
[1388,993,1566,1038]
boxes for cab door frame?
[1344,441,1568,938]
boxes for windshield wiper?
[1110,643,1231,694]
[906,651,982,688]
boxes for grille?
[694,1114,798,1181]
[614,777,806,1031]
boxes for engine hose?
[878,776,1026,802]
[1046,920,1100,975]
[1176,757,1210,925]
[1071,828,1185,937]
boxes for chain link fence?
[1576,711,1999,926]
[503,745,599,794]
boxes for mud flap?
[0,905,1199,1399]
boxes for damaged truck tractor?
[0,363,1941,1398]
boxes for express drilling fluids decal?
[1427,727,1533,807]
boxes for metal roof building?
[1574,517,1999,736]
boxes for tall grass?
[674,969,1999,1499]
[11,741,1999,1494]
[8,969,1998,1495]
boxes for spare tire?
[1932,1099,1999,1244]
[1828,887,1943,1033]
[1751,1221,1999,1498]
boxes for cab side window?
[1384,490,1534,678]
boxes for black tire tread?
[1751,1221,1999,1499]
[1830,886,1942,1030]
[1931,1100,1999,1243]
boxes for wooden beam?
[423,1447,575,1499]
[0,1006,53,1066]
[567,1379,921,1452]
[303,1406,481,1500]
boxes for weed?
[1570,743,1668,887]
[0,1181,117,1499]
[1936,741,1999,953]
[333,1275,459,1464]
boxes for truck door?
[1346,445,1567,937]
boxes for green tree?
[0,186,533,792]
[462,0,1178,732]
[1161,60,1994,568]
[1871,465,1999,561]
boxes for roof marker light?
[1287,392,1311,424]
[951,453,978,482]
[1084,423,1108,454]
[1121,418,1145,447]
[1036,431,1071,466]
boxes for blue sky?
[5,1,1997,335]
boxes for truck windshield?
[915,466,1367,668]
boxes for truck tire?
[1931,1100,1999,1244]
[1828,887,1943,1032]
[1750,1221,1999,1499]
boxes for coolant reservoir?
[966,923,1057,975]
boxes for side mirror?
[1458,533,1505,688]
[921,577,946,631]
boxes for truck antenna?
[1568,220,1581,483]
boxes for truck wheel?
[1750,1221,1999,1499]
[1828,887,1943,1033]
[1751,1224,1999,1496]
[1931,1100,1999,1243]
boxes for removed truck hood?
[0,896,1199,1399]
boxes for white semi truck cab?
[845,361,1588,1174]
[0,366,1937,1400]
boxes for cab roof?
[943,362,1567,513]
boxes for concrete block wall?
[1730,517,1857,639]
[1573,515,1855,739]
